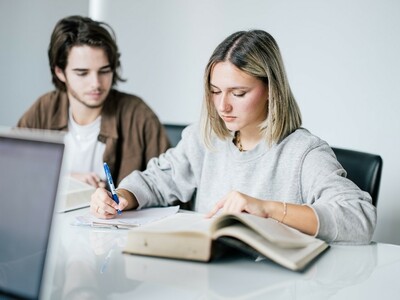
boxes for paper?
[72,206,180,229]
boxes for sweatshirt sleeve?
[301,143,377,244]
[117,124,203,209]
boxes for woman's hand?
[206,190,318,236]
[206,191,270,218]
[90,187,129,219]
[71,172,106,188]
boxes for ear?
[55,66,66,83]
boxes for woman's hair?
[200,30,302,147]
[48,15,125,91]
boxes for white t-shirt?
[64,110,106,180]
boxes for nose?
[217,93,232,112]
[89,73,101,89]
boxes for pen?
[103,162,122,215]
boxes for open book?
[57,176,95,212]
[123,212,329,271]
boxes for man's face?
[55,45,113,109]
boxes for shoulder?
[279,128,328,152]
[107,90,145,109]
[276,128,337,164]
[17,90,68,128]
[107,89,158,117]
[32,90,66,107]
[181,122,201,140]
[174,122,204,150]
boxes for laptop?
[0,128,65,300]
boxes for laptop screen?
[0,130,64,300]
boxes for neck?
[235,128,263,151]
[69,100,102,125]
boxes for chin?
[224,123,239,132]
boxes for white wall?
[0,0,89,126]
[1,0,399,244]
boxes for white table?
[41,208,400,299]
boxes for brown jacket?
[17,89,171,184]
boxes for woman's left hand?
[206,191,270,218]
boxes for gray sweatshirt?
[119,123,376,243]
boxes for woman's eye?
[211,90,221,95]
[233,92,246,97]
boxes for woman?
[91,30,376,243]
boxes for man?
[17,15,170,187]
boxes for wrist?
[116,188,138,210]
[265,201,286,222]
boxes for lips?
[87,91,103,100]
[88,90,102,96]
[221,115,236,122]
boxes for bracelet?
[280,202,287,223]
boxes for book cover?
[57,176,95,212]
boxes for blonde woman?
[91,30,376,243]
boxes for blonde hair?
[200,30,301,148]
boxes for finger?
[96,206,116,219]
[91,188,117,217]
[116,196,130,211]
[205,199,225,218]
[91,173,104,188]
[86,175,99,187]
[98,180,106,188]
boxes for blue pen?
[103,162,122,215]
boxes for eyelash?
[233,92,246,97]
[210,91,246,97]
[76,70,112,76]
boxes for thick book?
[57,176,95,212]
[123,212,329,271]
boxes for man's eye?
[76,72,87,76]
[100,69,112,74]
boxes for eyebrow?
[210,83,249,90]
[72,65,112,72]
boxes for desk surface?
[41,208,400,300]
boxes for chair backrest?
[331,147,383,206]
[163,123,188,147]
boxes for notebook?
[0,128,65,300]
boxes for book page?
[137,212,213,233]
[213,224,328,271]
[211,213,316,248]
[72,206,180,228]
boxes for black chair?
[332,147,383,207]
[163,123,188,147]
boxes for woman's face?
[210,61,268,133]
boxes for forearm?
[265,201,318,236]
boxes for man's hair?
[200,30,302,147]
[48,15,125,91]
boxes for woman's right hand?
[90,187,130,219]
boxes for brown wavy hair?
[48,15,125,91]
